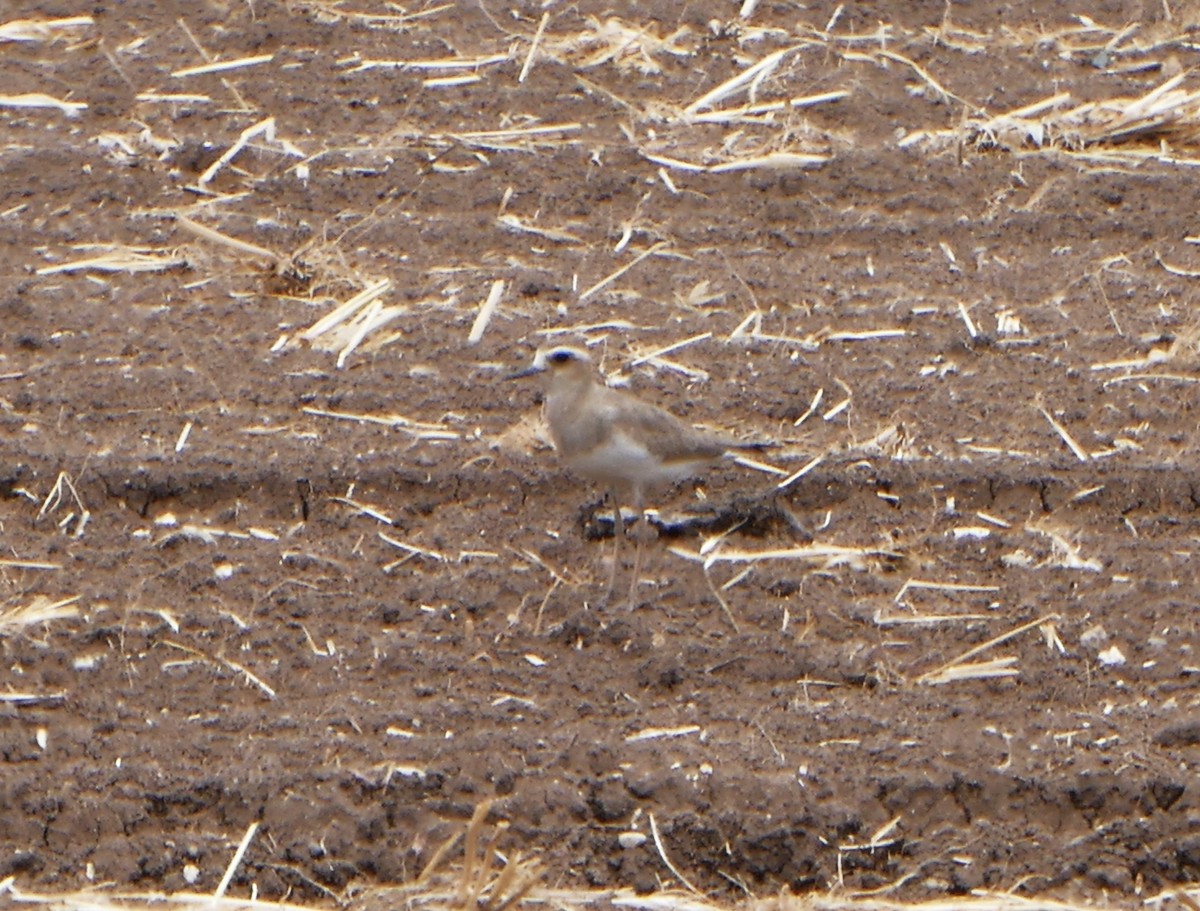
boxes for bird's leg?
[625,490,651,610]
[604,489,623,602]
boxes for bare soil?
[1,1,1198,907]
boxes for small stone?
[1097,645,1126,667]
[618,831,646,849]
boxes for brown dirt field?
[2,1,1198,907]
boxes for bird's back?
[548,381,734,497]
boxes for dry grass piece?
[672,540,899,573]
[917,614,1059,685]
[894,579,1000,604]
[917,74,1200,159]
[468,280,506,346]
[649,813,702,896]
[545,17,693,75]
[0,15,93,41]
[0,595,82,638]
[626,725,702,743]
[445,123,581,153]
[37,247,188,275]
[136,92,213,104]
[345,52,510,74]
[519,12,550,83]
[162,639,277,700]
[308,3,451,29]
[1026,523,1103,572]
[776,453,826,492]
[708,152,832,173]
[296,279,407,368]
[687,89,849,124]
[0,691,67,704]
[629,36,845,176]
[496,214,584,244]
[684,46,797,116]
[302,406,459,442]
[628,332,712,370]
[379,533,498,570]
[642,149,831,174]
[0,93,86,116]
[37,472,90,537]
[329,495,395,526]
[215,823,259,899]
[175,215,278,261]
[172,53,274,78]
[875,49,978,110]
[1038,405,1089,462]
[0,559,61,570]
[196,117,304,188]
[580,242,668,301]
[363,800,543,911]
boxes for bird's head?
[509,345,595,387]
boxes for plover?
[511,344,754,605]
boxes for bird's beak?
[506,363,543,381]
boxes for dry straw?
[0,595,81,638]
[36,247,187,275]
[293,279,409,368]
[908,73,1200,164]
[0,15,93,41]
[0,92,87,116]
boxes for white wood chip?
[175,420,193,453]
[467,279,505,346]
[625,725,701,742]
[0,93,86,116]
[172,53,274,78]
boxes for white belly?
[566,429,713,496]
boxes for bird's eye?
[549,350,572,365]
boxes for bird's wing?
[599,388,731,464]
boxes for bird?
[510,344,755,606]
